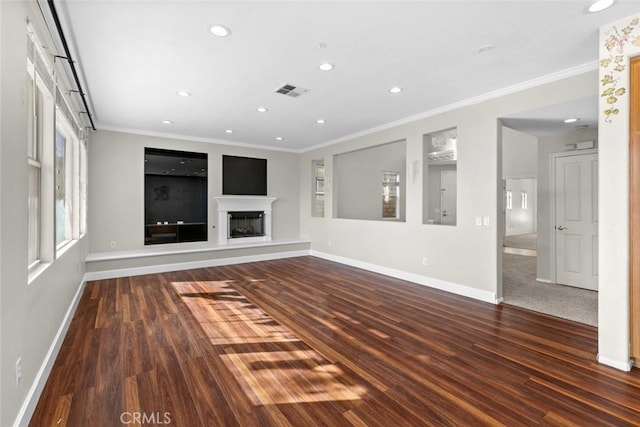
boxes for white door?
[554,153,598,290]
[440,170,457,225]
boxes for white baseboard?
[311,250,499,304]
[536,277,553,283]
[597,354,634,372]
[13,278,87,427]
[85,250,311,281]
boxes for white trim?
[311,250,499,304]
[85,250,311,281]
[13,277,87,427]
[536,278,553,284]
[597,354,634,372]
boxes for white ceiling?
[53,0,640,152]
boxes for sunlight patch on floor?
[172,279,367,406]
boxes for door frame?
[629,55,640,358]
[549,148,598,285]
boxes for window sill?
[28,261,51,285]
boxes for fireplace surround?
[215,196,277,244]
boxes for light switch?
[475,216,482,226]
[483,216,490,226]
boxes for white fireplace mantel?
[215,196,277,244]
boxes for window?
[27,38,56,269]
[506,190,513,210]
[27,25,88,272]
[55,128,68,246]
[79,138,87,236]
[27,68,40,267]
[312,159,325,217]
[382,171,400,219]
[521,191,528,210]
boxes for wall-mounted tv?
[222,155,267,196]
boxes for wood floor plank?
[29,256,640,426]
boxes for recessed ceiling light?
[588,0,615,13]
[276,137,284,141]
[257,107,268,112]
[319,62,334,71]
[162,120,173,124]
[176,90,191,97]
[225,129,233,134]
[389,86,403,94]
[209,24,231,37]
[563,118,580,123]
[316,119,326,124]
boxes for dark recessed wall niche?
[144,147,208,245]
[222,155,267,196]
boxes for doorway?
[500,121,598,326]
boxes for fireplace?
[215,196,277,244]
[228,211,265,239]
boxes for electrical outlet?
[16,358,22,386]
[110,241,116,248]
[422,256,428,266]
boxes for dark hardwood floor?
[30,256,640,426]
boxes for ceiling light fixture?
[316,119,326,124]
[389,86,403,94]
[176,90,191,97]
[276,137,284,141]
[162,120,173,124]
[209,24,231,37]
[257,107,268,112]
[588,0,615,13]
[563,118,580,123]
[225,129,233,134]
[319,62,334,71]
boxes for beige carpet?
[502,253,597,327]
[504,233,537,250]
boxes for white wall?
[300,70,598,300]
[502,126,538,179]
[1,2,88,426]
[88,130,301,253]
[598,13,640,370]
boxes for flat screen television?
[222,155,267,196]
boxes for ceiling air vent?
[275,84,309,98]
